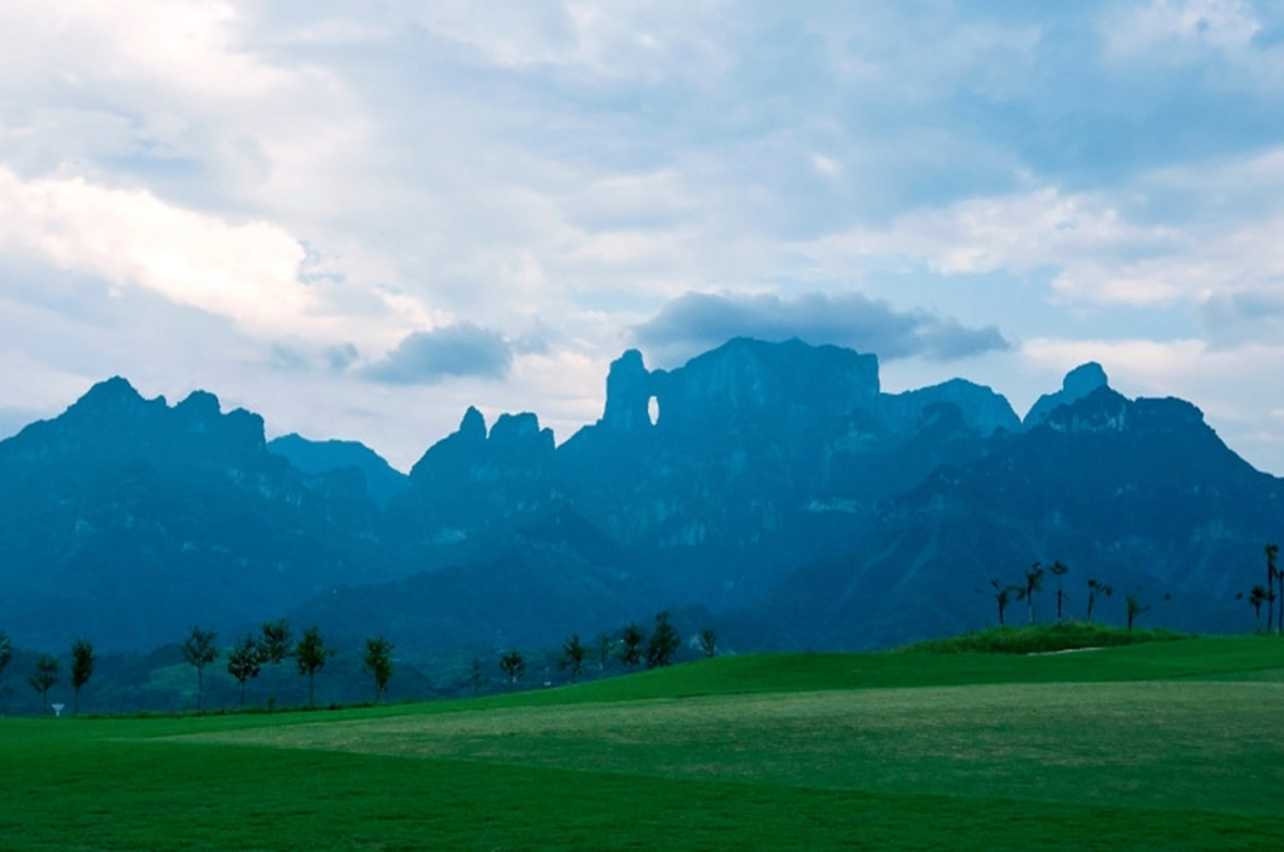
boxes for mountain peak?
[459,406,487,443]
[72,375,149,410]
[1062,362,1108,397]
[1024,361,1111,428]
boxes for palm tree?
[1049,561,1070,625]
[560,634,586,683]
[989,579,1017,626]
[1125,592,1150,631]
[1086,579,1113,624]
[1267,544,1280,635]
[1019,563,1045,626]
[1249,585,1270,633]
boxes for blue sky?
[2,0,1284,473]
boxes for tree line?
[985,542,1284,634]
[498,611,717,688]
[1,610,719,716]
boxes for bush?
[901,623,1192,655]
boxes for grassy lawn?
[3,636,1282,850]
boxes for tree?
[698,628,718,658]
[1018,563,1045,626]
[1125,592,1150,631]
[70,638,95,715]
[646,611,681,669]
[1086,579,1113,625]
[260,619,293,666]
[592,632,614,672]
[499,649,525,685]
[182,626,220,712]
[226,634,264,708]
[1267,544,1280,635]
[0,631,12,705]
[559,634,586,684]
[619,623,644,669]
[467,658,486,696]
[1249,585,1270,632]
[294,625,335,708]
[363,635,395,702]
[28,653,59,711]
[989,579,1018,626]
[1048,561,1070,626]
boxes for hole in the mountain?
[648,395,660,426]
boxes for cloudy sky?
[3,1,1284,474]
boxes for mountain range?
[1,337,1278,655]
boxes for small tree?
[592,632,614,672]
[698,628,718,658]
[646,611,681,669]
[28,653,59,711]
[363,635,395,702]
[226,634,264,708]
[499,649,525,685]
[560,634,586,684]
[70,638,95,715]
[1086,579,1113,625]
[260,619,293,665]
[619,623,644,669]
[0,631,12,705]
[468,657,486,696]
[1125,592,1150,631]
[294,625,335,708]
[258,619,292,711]
[182,626,220,712]
[1048,561,1070,626]
[1249,585,1270,632]
[1018,563,1045,626]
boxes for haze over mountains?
[1,338,1278,655]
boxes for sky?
[3,0,1284,474]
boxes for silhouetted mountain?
[0,379,385,651]
[1,341,1279,658]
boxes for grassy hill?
[3,636,1282,850]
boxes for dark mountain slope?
[769,386,1284,648]
[0,379,384,650]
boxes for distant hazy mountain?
[1,339,1279,655]
[268,433,410,507]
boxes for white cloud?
[1106,0,1262,58]
[0,167,315,334]
[802,144,1284,325]
[2,1,1284,476]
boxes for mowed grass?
[3,636,1283,851]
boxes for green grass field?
[3,636,1283,850]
